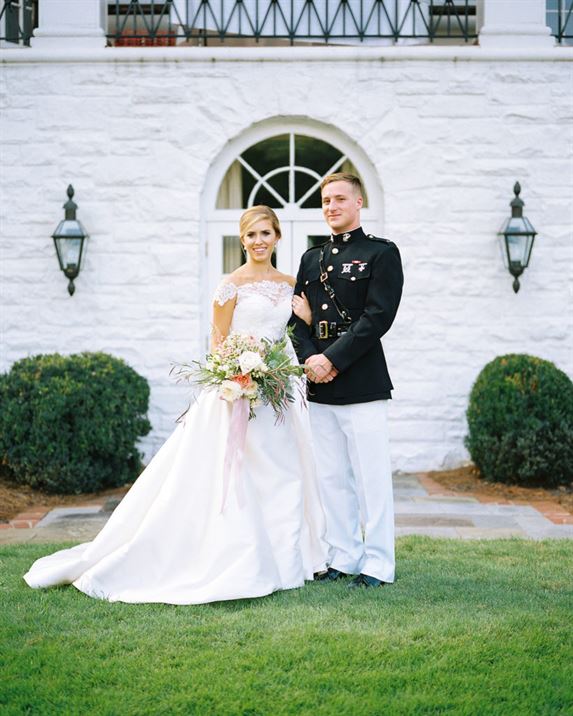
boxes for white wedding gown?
[24,280,329,604]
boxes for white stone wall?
[1,49,572,471]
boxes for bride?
[24,206,329,605]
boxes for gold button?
[351,276,356,281]
[322,303,328,310]
[332,248,339,254]
[327,265,333,272]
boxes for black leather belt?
[314,320,351,340]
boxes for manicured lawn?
[1,537,572,715]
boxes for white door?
[206,220,330,298]
[202,128,382,352]
[289,220,331,277]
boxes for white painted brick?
[0,54,571,474]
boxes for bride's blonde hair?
[239,205,282,242]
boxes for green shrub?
[0,352,151,494]
[465,354,573,487]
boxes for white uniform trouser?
[309,400,395,583]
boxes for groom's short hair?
[320,173,363,197]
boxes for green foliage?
[466,353,573,487]
[0,352,151,494]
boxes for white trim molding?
[2,44,572,64]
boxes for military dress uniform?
[291,226,403,583]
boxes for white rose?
[238,351,264,375]
[244,380,259,400]
[218,380,243,402]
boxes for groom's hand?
[305,354,338,384]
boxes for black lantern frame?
[498,182,537,294]
[52,185,88,296]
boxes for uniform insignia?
[347,260,368,273]
[342,233,351,242]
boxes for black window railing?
[0,0,37,46]
[106,1,478,46]
[547,0,573,44]
[1,1,571,48]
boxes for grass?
[1,537,572,716]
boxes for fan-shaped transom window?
[216,133,368,210]
[203,124,380,347]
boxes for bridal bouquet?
[173,331,304,423]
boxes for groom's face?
[321,181,363,234]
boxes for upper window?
[216,133,368,210]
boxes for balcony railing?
[547,0,573,43]
[1,1,571,47]
[107,1,479,46]
[0,0,37,46]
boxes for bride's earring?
[240,243,247,257]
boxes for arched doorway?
[200,118,384,345]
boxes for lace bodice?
[213,280,294,343]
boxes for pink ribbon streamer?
[220,398,250,513]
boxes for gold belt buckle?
[318,320,329,339]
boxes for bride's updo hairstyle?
[239,205,282,243]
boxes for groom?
[291,173,403,588]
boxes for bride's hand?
[292,292,312,326]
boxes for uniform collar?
[330,226,366,244]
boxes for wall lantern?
[52,185,88,296]
[498,182,537,294]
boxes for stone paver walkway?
[1,474,572,545]
[395,474,573,540]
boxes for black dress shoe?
[348,573,386,588]
[314,567,350,581]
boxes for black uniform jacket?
[290,226,403,405]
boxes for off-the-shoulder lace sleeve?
[213,281,238,306]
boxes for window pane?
[295,135,342,176]
[299,180,322,209]
[216,161,243,209]
[266,170,289,204]
[252,184,283,209]
[223,235,244,273]
[307,235,330,249]
[242,134,290,176]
